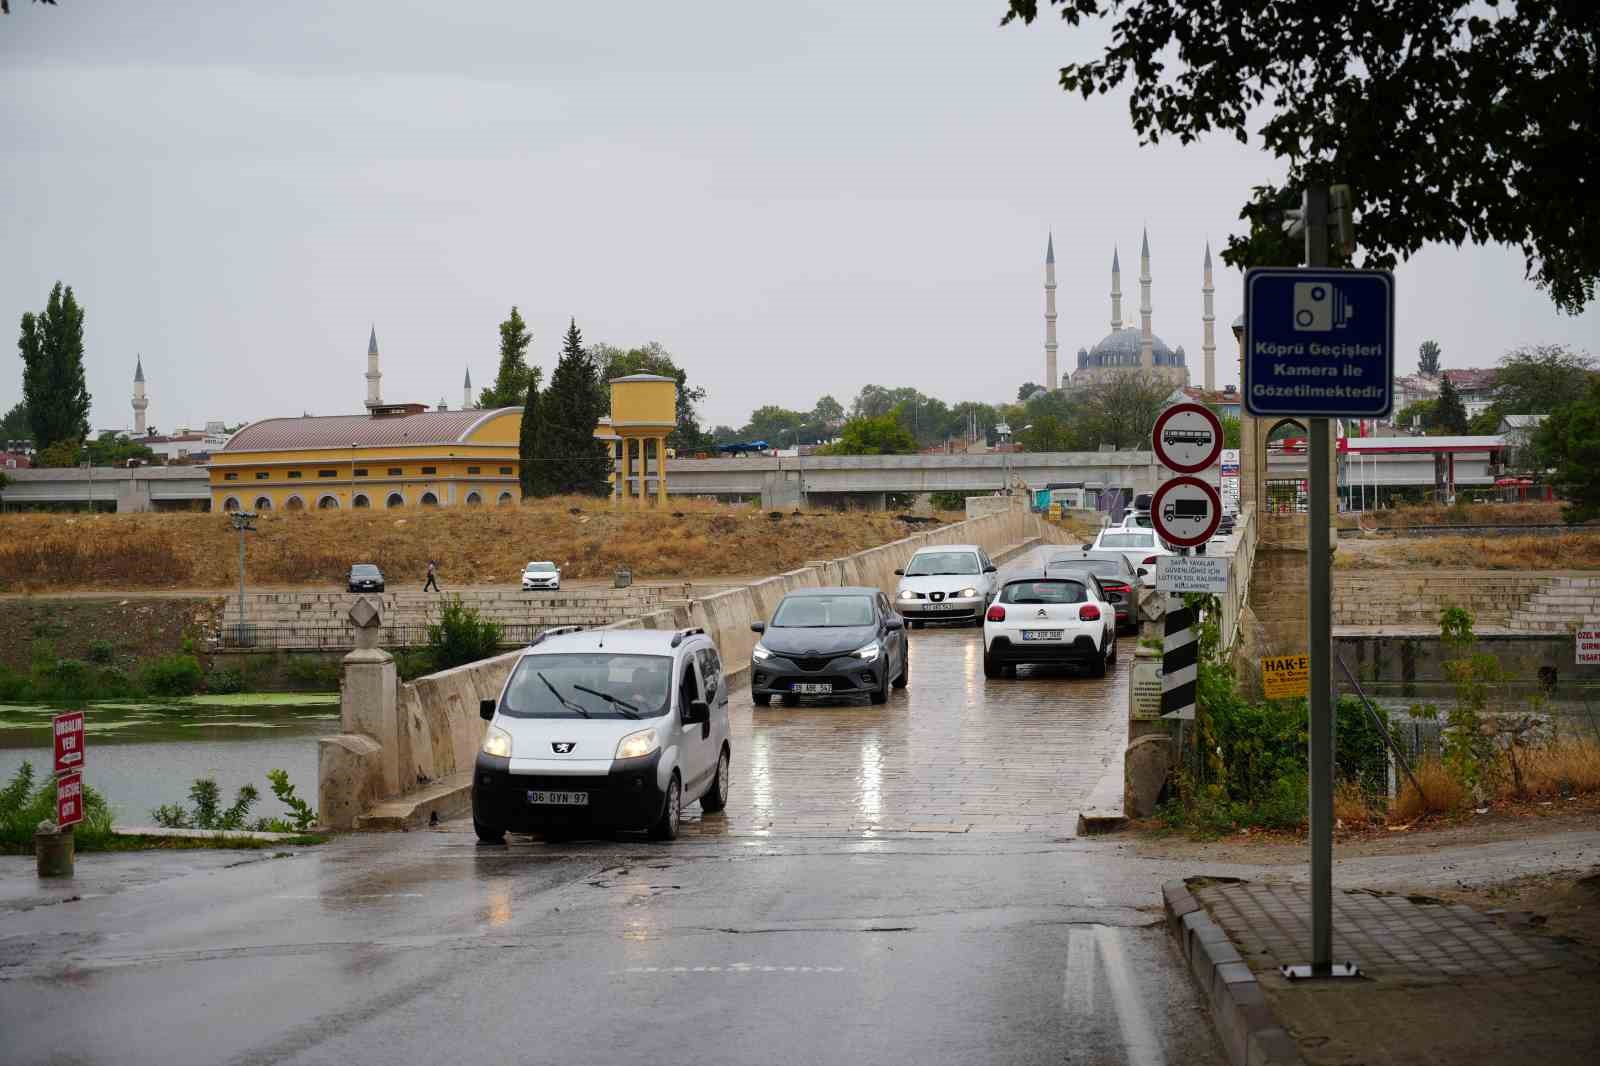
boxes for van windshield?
[500,653,672,719]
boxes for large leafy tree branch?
[1003,1,1598,311]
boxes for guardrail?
[214,623,556,651]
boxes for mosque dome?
[1079,326,1185,369]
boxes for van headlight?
[481,724,512,758]
[616,728,659,760]
[752,643,772,661]
[851,641,881,662]
[956,587,978,599]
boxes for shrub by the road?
[425,596,504,672]
[139,653,204,696]
[151,769,318,833]
[0,761,115,852]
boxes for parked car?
[521,560,562,591]
[982,570,1117,679]
[1045,552,1141,634]
[749,587,907,706]
[347,563,384,593]
[471,626,730,843]
[892,543,1000,627]
[1083,527,1172,588]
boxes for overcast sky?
[3,1,1596,434]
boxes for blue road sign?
[1244,268,1394,418]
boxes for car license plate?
[793,682,833,694]
[1021,629,1064,641]
[528,790,589,806]
[928,602,962,611]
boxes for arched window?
[317,495,339,510]
[465,491,482,506]
[222,497,241,513]
[497,491,515,507]
[254,497,272,511]
[284,495,305,511]
[419,492,439,507]
[386,492,405,509]
[352,494,371,509]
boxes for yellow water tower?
[608,374,677,508]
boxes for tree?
[84,432,159,467]
[34,439,80,468]
[18,282,90,450]
[818,415,917,456]
[1017,382,1045,403]
[1003,2,1600,312]
[593,341,710,452]
[1417,340,1442,378]
[517,374,542,500]
[1396,399,1437,431]
[1493,345,1598,415]
[1433,376,1470,434]
[1218,415,1242,450]
[530,319,609,497]
[810,395,844,431]
[1072,371,1172,450]
[478,306,540,409]
[1017,415,1074,452]
[0,401,29,444]
[1534,379,1600,524]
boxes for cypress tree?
[18,282,90,449]
[517,378,542,499]
[531,319,610,497]
[1434,375,1469,434]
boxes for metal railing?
[215,623,556,651]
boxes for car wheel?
[1088,641,1109,679]
[1106,632,1118,664]
[648,772,681,841]
[474,817,506,845]
[983,651,1002,679]
[700,746,731,813]
[752,692,771,707]
[870,669,889,704]
[892,646,909,689]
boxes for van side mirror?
[750,620,766,633]
[685,700,710,724]
[1081,543,1093,551]
[479,699,496,721]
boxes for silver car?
[893,544,1000,627]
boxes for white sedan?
[1082,527,1172,588]
[520,561,561,591]
[982,570,1117,679]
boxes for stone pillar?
[656,435,668,507]
[318,596,395,829]
[636,438,647,511]
[620,438,632,507]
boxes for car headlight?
[956,587,978,599]
[752,643,772,661]
[615,728,659,760]
[851,641,881,662]
[897,588,917,599]
[481,724,512,758]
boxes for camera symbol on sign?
[1292,282,1355,332]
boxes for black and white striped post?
[1161,585,1197,720]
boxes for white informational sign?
[1220,448,1240,517]
[1130,658,1165,719]
[1151,403,1224,473]
[1578,629,1600,666]
[1156,554,1229,594]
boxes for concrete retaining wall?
[230,586,669,630]
[1332,571,1553,628]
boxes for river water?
[0,695,339,827]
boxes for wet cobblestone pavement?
[680,621,1129,837]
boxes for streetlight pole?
[230,511,258,645]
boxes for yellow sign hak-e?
[1260,653,1310,699]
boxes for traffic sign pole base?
[1280,962,1362,981]
[35,823,74,879]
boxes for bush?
[139,653,204,696]
[392,648,435,682]
[93,667,140,699]
[1,761,115,851]
[86,640,116,664]
[426,596,504,672]
[31,657,96,703]
[151,770,318,834]
[206,669,245,694]
[283,656,339,690]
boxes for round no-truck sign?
[1151,402,1224,473]
[1151,476,1222,548]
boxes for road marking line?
[1063,926,1097,1018]
[1096,925,1165,1066]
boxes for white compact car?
[893,543,1000,627]
[982,569,1117,679]
[521,560,561,591]
[1083,527,1172,588]
[471,627,731,842]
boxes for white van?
[471,627,731,842]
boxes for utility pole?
[230,511,258,646]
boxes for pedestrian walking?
[423,559,440,592]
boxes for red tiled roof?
[222,409,516,452]
[1444,368,1498,390]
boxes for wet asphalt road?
[0,550,1228,1065]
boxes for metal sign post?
[230,511,258,646]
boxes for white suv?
[982,569,1117,679]
[893,543,1000,627]
[471,627,731,842]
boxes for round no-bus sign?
[1151,402,1224,473]
[1151,476,1222,548]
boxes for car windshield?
[499,653,671,719]
[351,565,379,576]
[525,562,556,572]
[1099,532,1153,548]
[771,595,875,628]
[1048,557,1122,577]
[1000,580,1088,605]
[903,551,980,576]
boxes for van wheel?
[752,692,771,707]
[701,746,731,813]
[474,818,505,845]
[649,772,681,841]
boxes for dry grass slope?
[0,498,948,592]
[1343,532,1600,570]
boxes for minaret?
[1139,228,1154,367]
[365,325,383,409]
[132,356,148,435]
[1202,242,1216,390]
[1110,247,1123,332]
[463,367,473,410]
[1043,233,1058,389]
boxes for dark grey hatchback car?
[749,587,907,706]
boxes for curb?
[1162,879,1304,1066]
[355,773,473,831]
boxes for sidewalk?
[1166,876,1600,1066]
